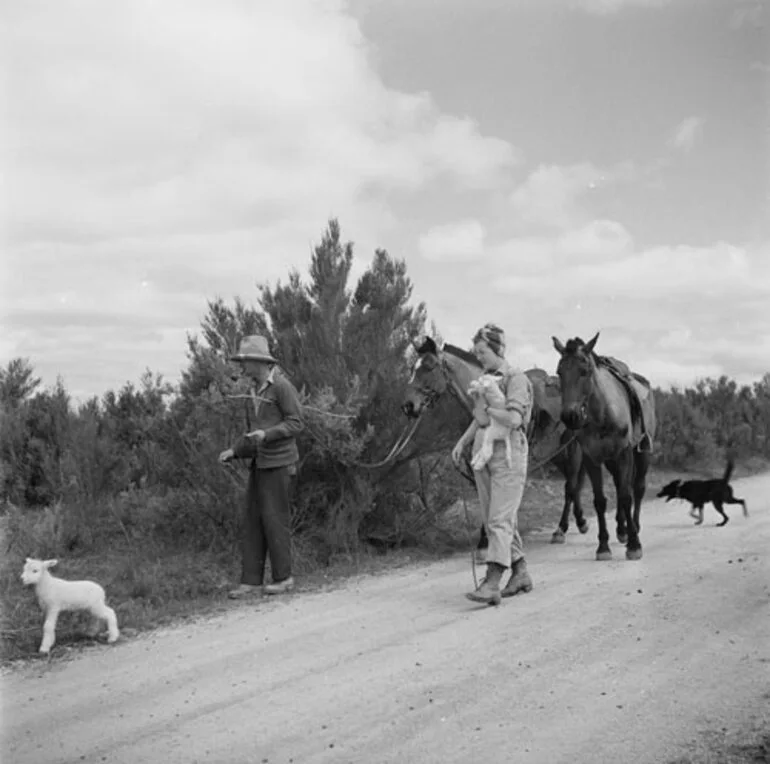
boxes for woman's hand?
[451,437,468,468]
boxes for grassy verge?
[2,461,767,667]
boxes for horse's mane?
[443,343,482,368]
[564,336,651,389]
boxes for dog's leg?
[694,505,704,525]
[725,495,748,517]
[39,607,60,654]
[713,500,729,527]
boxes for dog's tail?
[722,459,734,484]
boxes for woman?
[451,323,534,605]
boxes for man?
[219,335,304,598]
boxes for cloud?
[418,220,486,262]
[488,233,770,385]
[668,117,705,153]
[509,161,640,231]
[3,0,519,399]
[572,0,671,15]
[730,3,764,30]
[411,218,769,388]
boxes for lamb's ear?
[43,559,58,569]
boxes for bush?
[1,219,769,661]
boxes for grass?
[2,460,767,667]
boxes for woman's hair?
[473,323,506,357]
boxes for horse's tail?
[722,459,735,484]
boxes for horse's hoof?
[596,550,612,561]
[617,533,628,545]
[626,547,643,561]
[551,530,566,544]
[578,521,589,534]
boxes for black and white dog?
[657,460,748,527]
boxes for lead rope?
[461,487,480,591]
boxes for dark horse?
[552,332,656,561]
[402,336,590,550]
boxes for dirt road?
[3,475,769,764]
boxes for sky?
[2,0,769,402]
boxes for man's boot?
[466,562,504,606]
[502,558,533,597]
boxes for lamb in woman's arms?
[468,374,513,470]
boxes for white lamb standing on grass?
[468,374,513,471]
[20,558,119,655]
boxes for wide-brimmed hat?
[230,335,278,364]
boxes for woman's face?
[473,340,502,371]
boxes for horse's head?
[402,336,449,418]
[552,331,600,430]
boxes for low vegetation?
[3,220,769,662]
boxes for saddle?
[595,355,653,452]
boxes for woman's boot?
[466,562,504,605]
[502,558,533,597]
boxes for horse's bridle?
[555,355,592,425]
[410,350,469,412]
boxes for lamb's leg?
[471,448,488,471]
[39,608,60,654]
[471,435,493,471]
[92,603,120,643]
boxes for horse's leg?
[606,460,628,544]
[618,449,642,560]
[586,459,611,561]
[572,452,589,534]
[632,449,650,535]
[551,453,571,544]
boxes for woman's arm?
[487,371,530,431]
[460,418,480,446]
[487,405,522,431]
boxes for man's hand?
[219,448,235,464]
[247,429,267,443]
